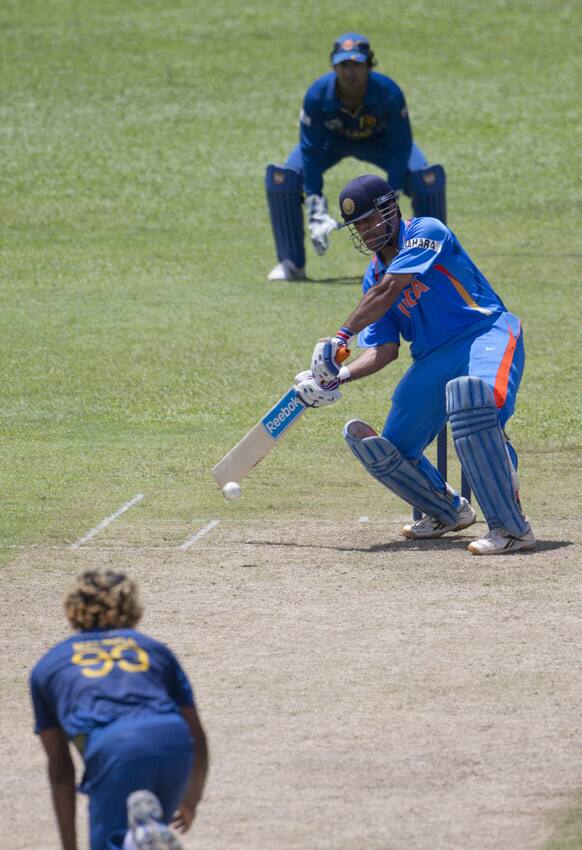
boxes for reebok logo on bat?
[262,390,305,439]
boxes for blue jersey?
[30,628,194,742]
[300,71,412,193]
[358,217,508,360]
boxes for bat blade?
[212,387,306,487]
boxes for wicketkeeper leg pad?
[344,420,459,524]
[265,164,305,269]
[405,164,447,224]
[446,376,529,537]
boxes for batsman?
[295,174,535,555]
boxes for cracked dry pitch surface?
[2,518,581,850]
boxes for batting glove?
[311,328,353,384]
[294,370,342,407]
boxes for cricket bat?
[212,348,350,488]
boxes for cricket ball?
[222,481,241,501]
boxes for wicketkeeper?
[265,32,446,281]
[295,174,535,555]
[30,570,209,850]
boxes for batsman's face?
[354,210,387,249]
[347,199,398,255]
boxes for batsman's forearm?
[345,345,399,381]
[345,285,398,332]
[344,273,413,333]
[49,772,77,850]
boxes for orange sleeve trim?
[493,323,520,408]
[434,264,493,316]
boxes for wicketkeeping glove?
[306,194,338,256]
[294,370,342,408]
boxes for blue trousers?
[285,141,427,195]
[383,312,525,493]
[79,714,194,850]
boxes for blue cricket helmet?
[338,174,395,226]
[337,174,399,254]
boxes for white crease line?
[179,520,220,549]
[70,494,145,549]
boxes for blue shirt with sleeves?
[358,217,507,360]
[30,628,194,741]
[300,71,413,194]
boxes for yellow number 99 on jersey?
[71,638,150,678]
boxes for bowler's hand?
[172,800,196,833]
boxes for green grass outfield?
[1,0,581,844]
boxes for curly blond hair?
[64,571,143,631]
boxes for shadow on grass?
[307,276,362,286]
[243,537,574,555]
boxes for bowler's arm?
[39,727,77,850]
[345,272,415,333]
[172,705,209,833]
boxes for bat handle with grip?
[336,345,351,364]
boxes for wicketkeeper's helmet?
[330,33,376,67]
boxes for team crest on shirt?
[360,115,377,131]
[403,237,442,251]
[342,197,355,215]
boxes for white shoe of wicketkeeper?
[126,790,183,850]
[401,497,476,539]
[267,259,306,281]
[468,525,536,555]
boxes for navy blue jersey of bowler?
[31,628,197,849]
[30,628,194,742]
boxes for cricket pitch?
[2,517,581,850]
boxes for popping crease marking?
[70,494,145,549]
[179,520,220,550]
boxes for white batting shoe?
[401,497,476,539]
[267,259,306,281]
[468,525,536,555]
[127,790,183,850]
